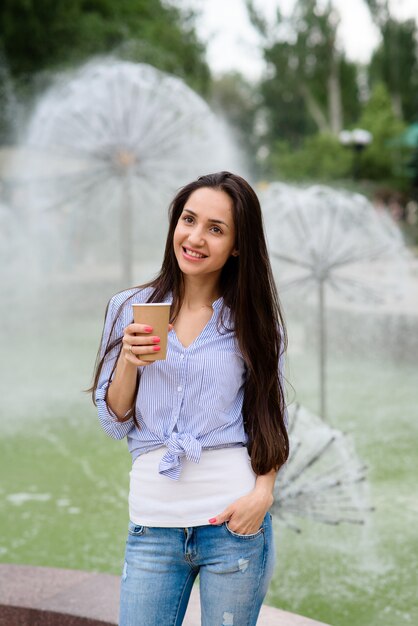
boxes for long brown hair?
[91,171,289,474]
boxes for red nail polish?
[208,518,216,524]
[152,336,160,343]
[144,326,153,333]
[153,345,161,352]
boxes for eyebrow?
[182,208,230,229]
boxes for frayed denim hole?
[238,557,249,573]
[222,611,234,625]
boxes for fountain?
[259,181,417,624]
[261,182,413,420]
[1,58,417,626]
[10,58,245,286]
[273,403,371,532]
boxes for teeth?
[185,248,205,258]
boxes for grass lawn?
[1,309,417,626]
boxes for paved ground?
[0,564,331,626]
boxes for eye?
[210,226,223,234]
[182,215,194,224]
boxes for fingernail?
[144,325,153,332]
[153,345,161,352]
[208,518,216,524]
[152,336,160,343]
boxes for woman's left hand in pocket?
[208,489,273,535]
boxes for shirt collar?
[164,292,223,310]
[212,296,223,310]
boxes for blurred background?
[1,1,417,625]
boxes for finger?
[209,508,232,525]
[128,344,161,357]
[128,335,161,346]
[124,353,154,367]
[123,344,158,365]
[125,323,154,334]
[229,521,263,535]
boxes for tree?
[0,0,210,94]
[357,82,405,180]
[209,72,261,170]
[370,18,418,121]
[0,51,19,143]
[365,0,418,121]
[247,0,360,146]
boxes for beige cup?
[132,303,171,361]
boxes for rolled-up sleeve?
[95,296,135,440]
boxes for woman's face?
[173,187,238,280]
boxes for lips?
[182,246,208,259]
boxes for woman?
[92,171,288,626]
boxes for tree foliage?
[369,18,418,121]
[0,0,210,93]
[209,72,262,170]
[268,133,353,181]
[364,0,418,121]
[247,0,360,145]
[357,82,405,180]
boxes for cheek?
[173,225,182,246]
[216,245,234,266]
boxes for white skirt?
[129,446,256,527]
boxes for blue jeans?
[119,513,275,626]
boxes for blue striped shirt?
[96,287,283,480]
[96,288,284,480]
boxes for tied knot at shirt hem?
[159,432,202,480]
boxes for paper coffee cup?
[132,303,171,361]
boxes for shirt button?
[180,354,184,360]
[177,386,182,392]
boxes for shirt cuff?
[95,383,134,439]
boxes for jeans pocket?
[224,521,264,540]
[128,521,146,536]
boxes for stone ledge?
[0,564,331,626]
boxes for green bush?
[268,133,353,181]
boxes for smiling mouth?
[182,247,208,259]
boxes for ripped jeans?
[119,513,275,626]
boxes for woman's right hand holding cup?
[122,323,161,366]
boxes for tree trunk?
[299,84,330,133]
[328,46,343,135]
[390,91,403,120]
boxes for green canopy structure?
[390,123,418,148]
[387,123,418,179]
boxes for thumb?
[209,507,232,525]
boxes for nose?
[187,226,205,247]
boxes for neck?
[182,274,221,309]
